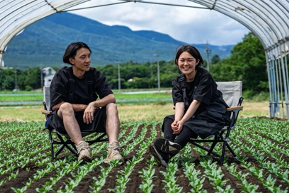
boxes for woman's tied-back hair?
[63,42,91,65]
[174,45,203,69]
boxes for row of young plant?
[206,118,288,192]
[34,121,140,193]
[0,118,289,192]
[109,122,158,193]
[0,122,48,187]
[174,140,287,193]
[150,117,289,193]
[2,121,162,193]
[0,121,133,192]
[180,144,235,193]
[230,119,289,192]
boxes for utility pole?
[153,53,160,91]
[14,68,17,90]
[117,61,121,91]
[205,40,211,71]
[40,65,43,89]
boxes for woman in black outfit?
[149,45,230,166]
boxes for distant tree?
[18,67,41,90]
[210,32,267,93]
[2,76,14,90]
[52,66,60,71]
[0,68,15,90]
[211,55,221,64]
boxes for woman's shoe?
[149,140,170,166]
[154,138,181,155]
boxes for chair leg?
[226,143,237,160]
[189,140,221,157]
[49,131,78,160]
[207,135,218,155]
[220,141,227,165]
[55,145,66,158]
[64,144,77,156]
[55,133,77,156]
[49,131,107,160]
[49,131,55,161]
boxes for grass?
[0,90,277,121]
[0,91,172,101]
[0,101,272,122]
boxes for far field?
[0,90,273,122]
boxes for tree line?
[0,32,272,95]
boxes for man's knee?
[58,102,74,116]
[106,103,118,115]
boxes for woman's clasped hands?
[171,120,184,134]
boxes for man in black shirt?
[48,42,123,163]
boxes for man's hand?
[83,102,97,124]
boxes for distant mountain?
[3,12,234,69]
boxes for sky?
[70,0,250,46]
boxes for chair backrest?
[43,86,51,110]
[216,81,242,107]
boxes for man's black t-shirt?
[50,66,113,109]
[47,66,111,133]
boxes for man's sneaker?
[104,141,124,163]
[149,141,170,167]
[154,138,181,155]
[76,141,92,162]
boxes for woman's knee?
[182,125,198,138]
[164,116,173,122]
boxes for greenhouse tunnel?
[0,0,288,118]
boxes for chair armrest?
[227,106,243,111]
[41,109,52,115]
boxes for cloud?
[70,0,249,45]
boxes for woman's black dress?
[164,68,230,139]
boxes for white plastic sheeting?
[0,0,288,118]
[185,0,289,118]
[0,0,91,65]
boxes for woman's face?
[69,48,91,73]
[177,51,199,78]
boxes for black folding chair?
[41,86,108,161]
[189,81,243,165]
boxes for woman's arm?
[174,99,201,134]
[181,100,201,123]
[171,102,184,132]
[174,102,184,121]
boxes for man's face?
[70,48,91,72]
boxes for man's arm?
[92,93,115,108]
[52,93,115,113]
[51,102,87,112]
[83,94,116,124]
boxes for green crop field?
[0,118,288,192]
[0,91,288,192]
